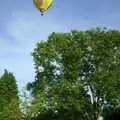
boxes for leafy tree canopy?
[0,70,21,120]
[28,28,120,120]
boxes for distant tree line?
[0,28,120,120]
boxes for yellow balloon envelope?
[33,0,53,15]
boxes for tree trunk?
[97,112,101,120]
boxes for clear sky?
[0,0,120,90]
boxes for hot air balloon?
[33,0,53,15]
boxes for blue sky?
[0,0,120,90]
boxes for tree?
[20,88,33,120]
[28,28,120,120]
[0,70,21,120]
[103,105,120,120]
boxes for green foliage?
[0,70,21,120]
[28,28,120,120]
[20,88,33,120]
